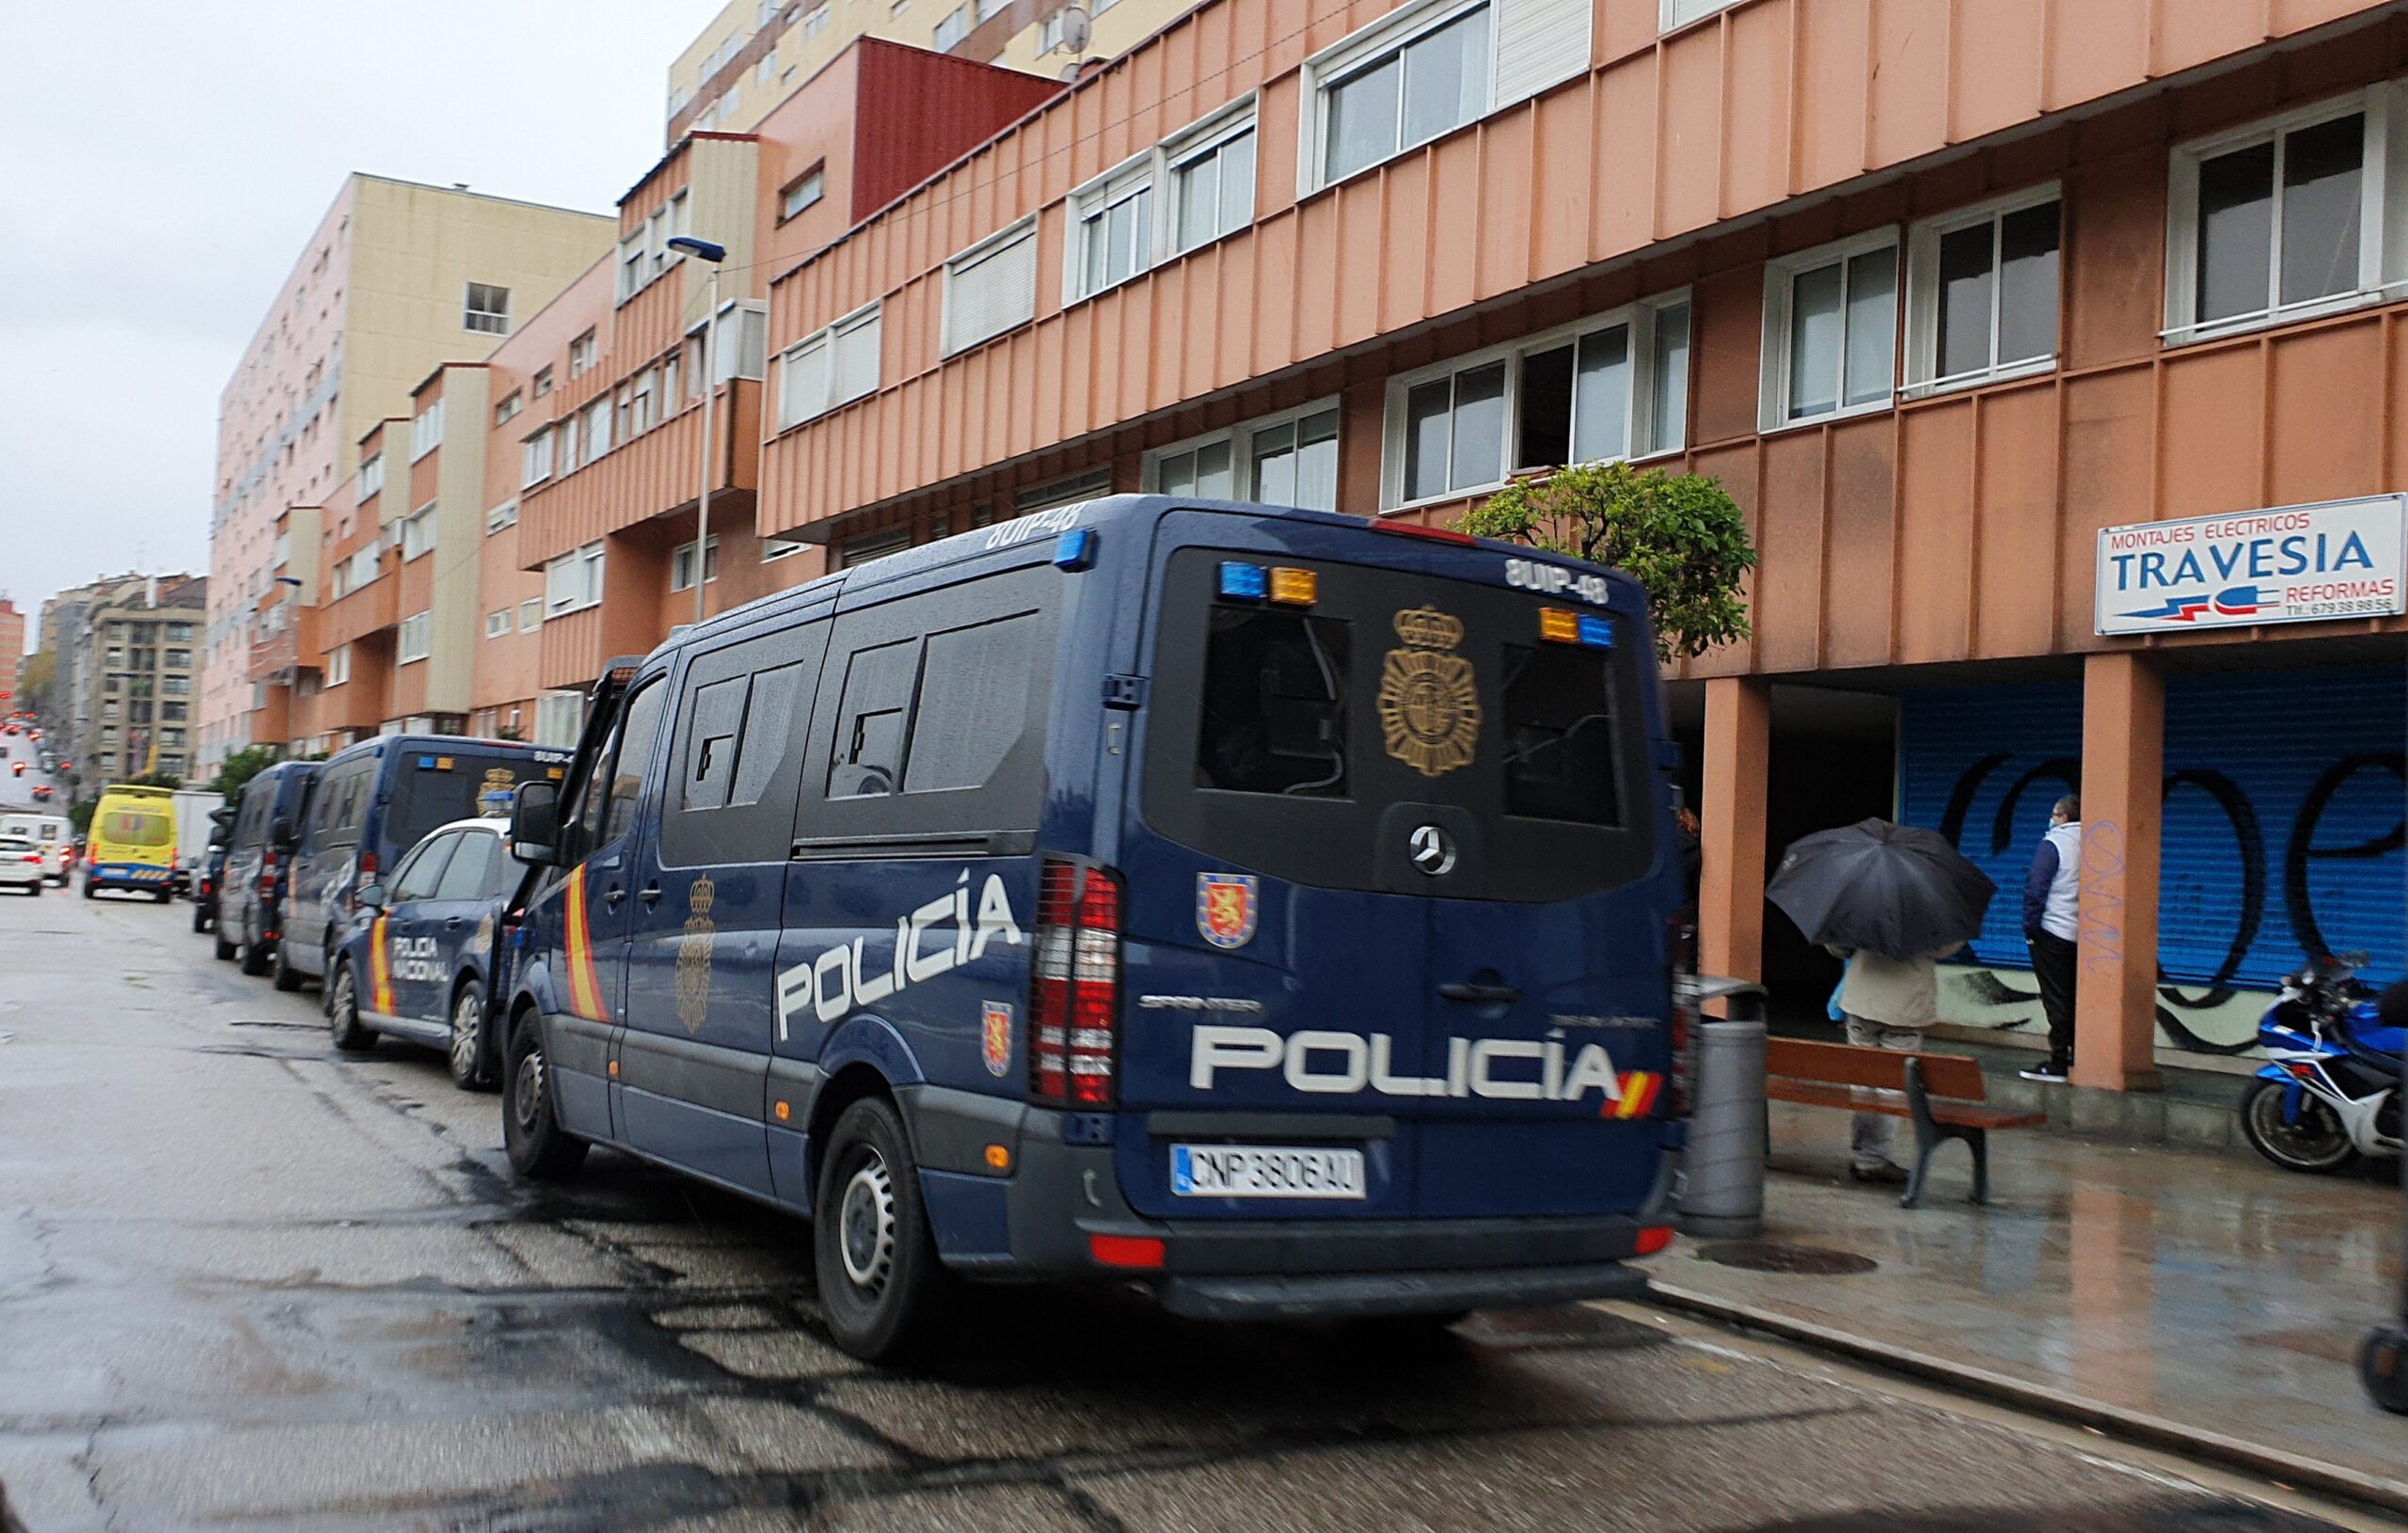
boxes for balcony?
[520,380,757,568]
[246,607,321,687]
[321,575,399,650]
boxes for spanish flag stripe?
[1623,1074,1662,1119]
[563,865,607,1022]
[369,914,394,1016]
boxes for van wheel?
[239,922,270,977]
[504,1016,588,1179]
[326,961,375,1053]
[153,889,169,905]
[815,1097,949,1362]
[272,937,304,992]
[447,979,491,1091]
[190,902,208,934]
[81,879,95,901]
[214,926,237,962]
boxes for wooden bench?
[1765,1036,2045,1209]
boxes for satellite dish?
[1059,4,1090,54]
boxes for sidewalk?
[1638,1101,2407,1511]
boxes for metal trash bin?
[2363,1040,2408,1414]
[1675,974,1768,1240]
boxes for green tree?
[122,769,183,791]
[17,651,54,719]
[209,746,281,802]
[1453,461,1757,661]
[69,798,95,837]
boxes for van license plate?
[1170,1145,1366,1200]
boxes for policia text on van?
[499,496,1687,1360]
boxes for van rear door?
[1113,515,1673,1223]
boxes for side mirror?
[355,884,388,911]
[209,806,235,830]
[510,781,562,866]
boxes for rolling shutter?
[943,220,1038,356]
[1491,0,1592,110]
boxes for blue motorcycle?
[2240,954,2402,1176]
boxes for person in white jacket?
[1830,942,1962,1184]
[2020,795,2082,1083]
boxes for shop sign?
[2096,494,2407,636]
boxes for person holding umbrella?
[1767,819,1998,1187]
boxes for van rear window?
[100,812,170,848]
[1196,608,1351,798]
[1500,643,1622,827]
[387,752,552,853]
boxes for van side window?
[799,563,1060,846]
[826,639,919,799]
[661,624,829,868]
[587,676,669,849]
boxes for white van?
[0,814,71,884]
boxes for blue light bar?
[1053,529,1097,571]
[1218,561,1267,600]
[1577,615,1615,649]
[417,754,437,769]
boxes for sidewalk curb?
[1644,1280,2408,1520]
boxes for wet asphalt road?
[0,890,2373,1532]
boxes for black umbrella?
[1766,818,1997,962]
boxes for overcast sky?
[0,0,725,651]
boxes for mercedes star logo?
[1408,824,1457,877]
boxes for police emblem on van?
[676,876,716,1035]
[1378,607,1480,778]
[1196,873,1258,949]
[981,1001,1013,1078]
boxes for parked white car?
[0,836,46,895]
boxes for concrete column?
[1699,676,1772,987]
[2073,650,2163,1093]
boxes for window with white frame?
[1905,185,2061,394]
[486,498,519,535]
[464,282,510,335]
[547,541,606,615]
[533,366,553,398]
[569,330,598,377]
[485,609,512,639]
[1170,103,1257,253]
[521,428,554,488]
[1388,292,1690,507]
[671,535,721,592]
[762,537,807,562]
[934,4,969,47]
[804,2,830,37]
[2164,90,2397,344]
[343,541,382,590]
[398,610,432,665]
[581,398,613,465]
[1149,400,1342,512]
[401,503,438,561]
[1660,0,1740,29]
[535,690,585,748]
[618,232,649,302]
[1069,157,1155,301]
[835,528,911,568]
[975,0,1007,19]
[518,597,542,632]
[779,303,883,428]
[495,390,521,426]
[325,644,351,687]
[1300,0,1590,194]
[408,398,444,461]
[943,217,1038,355]
[706,302,770,382]
[357,452,383,501]
[1759,229,1898,429]
[781,166,825,222]
[631,367,658,434]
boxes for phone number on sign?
[2285,596,2398,618]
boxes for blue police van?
[278,735,569,995]
[499,496,1687,1360]
[327,815,526,1088]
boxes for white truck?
[169,787,225,897]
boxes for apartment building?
[0,599,22,703]
[665,0,1191,141]
[274,40,1059,753]
[202,176,615,774]
[745,0,2408,1092]
[40,576,208,784]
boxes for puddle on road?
[1698,1241,1881,1276]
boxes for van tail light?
[1030,860,1123,1108]
[1667,915,1697,1117]
[350,850,377,910]
[261,846,278,897]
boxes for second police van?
[501,496,1687,1360]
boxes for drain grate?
[1697,1241,1878,1275]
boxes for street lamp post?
[667,236,730,627]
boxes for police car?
[325,814,523,1088]
[499,496,1687,1360]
